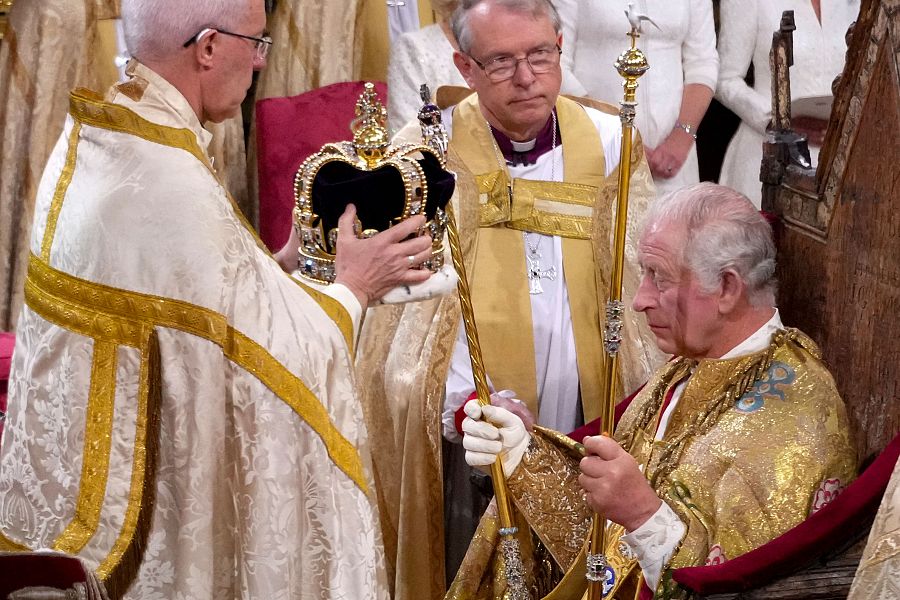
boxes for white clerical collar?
[510,139,536,152]
[123,60,214,154]
[719,308,783,360]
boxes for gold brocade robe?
[448,328,857,599]
[355,91,660,600]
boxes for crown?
[292,83,454,285]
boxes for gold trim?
[98,329,161,599]
[41,122,82,261]
[69,89,207,166]
[475,173,598,239]
[26,254,368,492]
[226,329,367,490]
[53,340,119,555]
[0,531,30,551]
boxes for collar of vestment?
[450,93,605,239]
[490,110,558,167]
[109,59,214,155]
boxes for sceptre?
[417,85,531,600]
[585,6,652,600]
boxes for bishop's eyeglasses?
[467,45,562,82]
[183,28,273,61]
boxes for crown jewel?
[293,83,454,285]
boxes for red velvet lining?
[255,81,388,252]
[0,553,90,597]
[672,432,900,594]
[567,383,646,443]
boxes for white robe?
[0,61,388,600]
[556,0,719,195]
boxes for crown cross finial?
[352,82,390,167]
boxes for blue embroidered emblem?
[735,360,795,413]
[601,566,616,597]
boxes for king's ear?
[718,268,746,315]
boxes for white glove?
[461,399,530,477]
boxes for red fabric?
[0,331,13,380]
[638,581,653,600]
[672,431,900,594]
[0,332,13,443]
[567,383,646,443]
[455,391,479,436]
[255,81,388,252]
[0,553,91,597]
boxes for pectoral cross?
[527,256,557,295]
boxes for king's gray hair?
[121,0,249,61]
[450,0,562,54]
[641,182,778,307]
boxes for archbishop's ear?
[453,51,477,88]
[193,30,217,69]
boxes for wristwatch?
[675,121,698,140]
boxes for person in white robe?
[0,0,436,598]
[554,0,719,196]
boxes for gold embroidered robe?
[449,329,857,599]
[354,91,660,600]
[0,62,388,600]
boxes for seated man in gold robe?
[455,182,857,599]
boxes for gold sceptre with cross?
[585,8,651,600]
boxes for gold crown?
[293,83,452,285]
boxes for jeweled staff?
[585,6,651,600]
[417,84,531,600]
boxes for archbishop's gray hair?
[121,0,250,61]
[641,182,778,307]
[450,0,562,54]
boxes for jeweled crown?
[293,83,454,284]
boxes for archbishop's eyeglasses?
[183,27,273,61]
[468,45,562,82]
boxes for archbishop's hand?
[274,225,301,272]
[334,204,433,307]
[579,435,662,532]
[462,399,530,478]
[490,390,536,432]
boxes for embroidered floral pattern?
[811,478,845,515]
[735,360,795,412]
[705,544,727,566]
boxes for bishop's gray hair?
[450,0,562,54]
[121,0,249,61]
[641,182,778,307]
